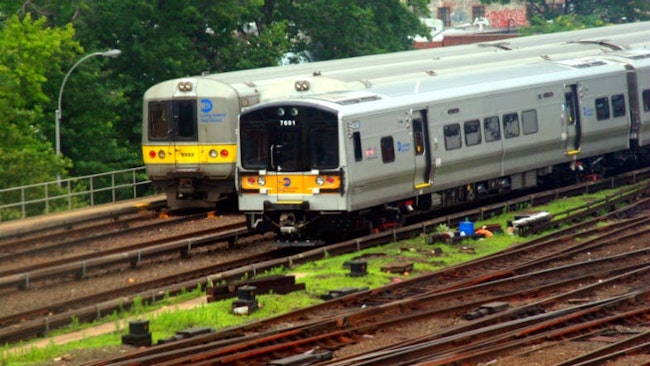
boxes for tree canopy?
[0,0,427,193]
[0,13,79,188]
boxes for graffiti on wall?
[486,8,527,28]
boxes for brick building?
[414,1,528,48]
[430,0,528,29]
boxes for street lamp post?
[55,49,122,158]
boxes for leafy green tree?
[0,13,80,188]
[266,0,430,61]
[521,13,605,35]
[2,0,429,188]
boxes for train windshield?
[240,106,339,172]
[148,100,197,141]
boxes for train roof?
[145,23,650,100]
[244,49,645,117]
[191,22,650,86]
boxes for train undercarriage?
[156,177,236,209]
[247,149,647,246]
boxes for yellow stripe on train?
[142,144,237,164]
[241,173,341,194]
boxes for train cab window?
[176,101,197,140]
[464,120,481,146]
[502,113,520,139]
[611,94,626,118]
[643,90,650,112]
[413,118,425,155]
[353,131,363,162]
[380,136,395,163]
[240,123,269,170]
[444,123,461,150]
[309,124,338,169]
[484,116,500,142]
[595,97,610,120]
[148,101,171,140]
[521,110,538,135]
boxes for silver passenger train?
[236,48,650,243]
[142,22,650,208]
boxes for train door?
[169,100,199,169]
[564,85,582,155]
[412,110,434,189]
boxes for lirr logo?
[283,177,291,187]
[397,141,410,152]
[201,98,213,113]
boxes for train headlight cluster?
[294,80,310,91]
[148,150,166,159]
[247,176,266,186]
[177,81,193,92]
[315,176,336,186]
[208,149,230,159]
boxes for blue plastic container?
[459,219,474,236]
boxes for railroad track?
[0,211,237,276]
[73,185,650,365]
[2,172,649,361]
[0,249,282,344]
[0,198,168,242]
[0,221,248,289]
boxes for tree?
[6,0,289,179]
[1,0,430,187]
[266,0,430,61]
[0,13,80,188]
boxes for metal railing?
[0,166,155,222]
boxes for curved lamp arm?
[55,49,122,157]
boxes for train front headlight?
[257,176,266,186]
[158,150,166,159]
[209,149,218,158]
[315,176,324,186]
[177,81,193,92]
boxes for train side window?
[412,118,425,155]
[353,131,363,162]
[484,116,500,142]
[148,101,170,140]
[521,110,538,135]
[643,90,650,112]
[611,94,626,118]
[502,113,520,138]
[444,123,461,150]
[595,97,610,120]
[380,136,395,163]
[463,120,481,146]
